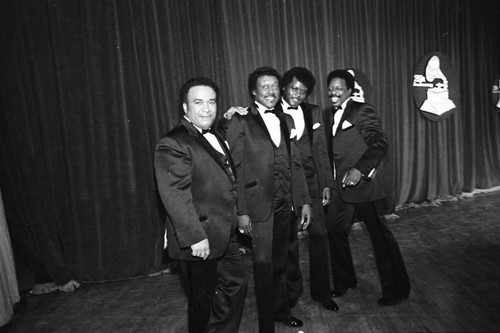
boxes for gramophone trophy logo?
[412,52,459,121]
[346,68,371,103]
[493,76,500,109]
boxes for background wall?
[1,0,499,282]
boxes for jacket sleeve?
[352,104,388,176]
[225,116,249,216]
[154,138,208,248]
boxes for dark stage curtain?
[0,0,499,283]
[0,0,228,283]
[219,0,500,205]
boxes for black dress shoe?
[330,285,355,297]
[330,288,347,297]
[377,296,403,306]
[322,298,340,311]
[275,316,303,327]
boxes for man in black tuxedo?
[155,78,247,333]
[324,69,410,306]
[225,66,311,332]
[278,67,338,312]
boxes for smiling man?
[324,69,411,307]
[155,77,247,333]
[278,67,338,312]
[225,66,311,332]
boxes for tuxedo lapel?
[278,114,292,153]
[339,100,357,131]
[273,104,292,153]
[301,103,314,141]
[250,104,292,154]
[250,106,275,144]
[181,119,235,181]
[214,130,237,180]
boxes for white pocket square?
[312,122,321,130]
[290,128,297,139]
[342,120,354,129]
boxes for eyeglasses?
[289,86,308,96]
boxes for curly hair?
[281,67,316,96]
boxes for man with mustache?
[225,66,312,332]
[324,69,411,306]
[155,78,248,333]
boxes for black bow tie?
[333,106,342,112]
[287,106,298,110]
[202,128,215,135]
[265,109,278,115]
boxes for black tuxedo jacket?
[278,102,334,191]
[155,118,237,261]
[325,99,388,203]
[226,105,310,222]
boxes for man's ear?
[182,103,187,113]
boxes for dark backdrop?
[1,0,499,283]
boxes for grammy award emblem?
[412,52,459,121]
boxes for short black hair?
[179,77,219,105]
[247,66,281,99]
[326,69,355,92]
[282,67,316,96]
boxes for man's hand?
[322,187,331,206]
[224,106,249,120]
[299,204,313,231]
[191,238,210,260]
[342,167,362,188]
[238,215,252,236]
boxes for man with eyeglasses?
[324,69,411,306]
[276,67,339,312]
[224,66,312,332]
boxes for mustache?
[265,94,277,98]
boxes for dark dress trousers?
[155,118,247,333]
[324,99,410,300]
[226,105,310,333]
[279,102,334,307]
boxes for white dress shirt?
[331,98,351,180]
[282,100,305,140]
[255,102,281,146]
[184,116,225,155]
[332,97,351,136]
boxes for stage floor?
[3,191,500,332]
